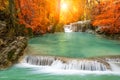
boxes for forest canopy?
[92,0,120,34]
[0,0,120,34]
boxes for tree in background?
[0,0,33,37]
[92,0,120,34]
[15,0,61,34]
[0,0,9,21]
[60,0,87,23]
[16,0,96,34]
[0,0,8,10]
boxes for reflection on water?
[29,32,120,58]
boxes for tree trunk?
[9,0,16,28]
[51,0,61,33]
[8,0,18,37]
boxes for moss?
[7,49,16,61]
[4,61,12,67]
[26,27,33,37]
[55,23,64,32]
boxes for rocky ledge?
[23,55,120,71]
[0,21,28,69]
[64,20,120,40]
[0,36,27,69]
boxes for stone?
[0,21,7,37]
[0,38,4,45]
[0,36,27,69]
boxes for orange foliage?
[0,0,8,10]
[15,0,94,33]
[60,0,89,24]
[15,0,60,34]
[92,0,120,34]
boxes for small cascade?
[105,58,120,72]
[106,58,120,63]
[51,60,107,71]
[63,20,91,32]
[108,62,120,72]
[64,25,72,32]
[24,55,55,66]
[22,55,108,71]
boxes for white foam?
[15,63,120,75]
[109,62,120,72]
[15,56,120,75]
[23,55,108,71]
[64,25,72,32]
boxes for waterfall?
[108,62,120,72]
[105,58,120,72]
[24,55,55,66]
[51,60,107,71]
[22,55,108,71]
[106,58,120,63]
[64,25,72,32]
[63,20,91,32]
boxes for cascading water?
[51,59,107,71]
[105,58,120,72]
[22,55,108,71]
[1,32,120,80]
[106,58,120,63]
[24,55,55,66]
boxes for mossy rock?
[7,49,16,61]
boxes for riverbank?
[86,29,120,40]
[0,21,28,70]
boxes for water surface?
[0,32,120,80]
[0,64,120,80]
[29,32,120,58]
